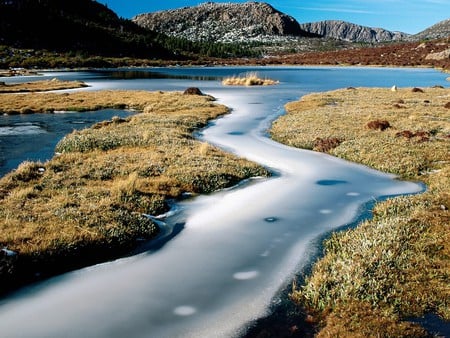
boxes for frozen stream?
[0,67,447,337]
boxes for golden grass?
[222,71,279,86]
[271,87,450,336]
[0,78,88,93]
[0,89,269,290]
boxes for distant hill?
[0,0,175,59]
[411,19,450,40]
[299,20,409,43]
[133,2,317,43]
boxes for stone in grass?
[367,120,390,131]
[183,87,204,95]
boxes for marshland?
[0,67,448,337]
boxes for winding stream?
[0,67,447,337]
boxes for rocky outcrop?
[299,20,409,43]
[133,2,314,43]
[411,19,450,41]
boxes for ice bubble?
[173,306,197,316]
[319,209,333,214]
[260,250,270,257]
[233,271,259,280]
[346,192,360,196]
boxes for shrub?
[367,120,390,131]
[313,137,343,152]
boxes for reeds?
[222,72,279,86]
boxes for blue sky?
[98,0,450,34]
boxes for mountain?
[0,0,175,59]
[133,2,316,43]
[299,20,409,43]
[411,19,450,40]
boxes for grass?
[222,71,279,86]
[0,88,270,293]
[271,87,450,336]
[0,78,88,93]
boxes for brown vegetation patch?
[445,102,450,109]
[367,119,390,131]
[395,130,431,142]
[313,137,343,152]
[395,130,415,139]
[393,103,406,109]
[218,38,449,71]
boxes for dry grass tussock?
[0,78,88,93]
[222,72,279,86]
[271,87,450,336]
[0,89,269,291]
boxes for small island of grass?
[0,78,88,93]
[222,72,279,86]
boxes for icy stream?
[0,67,447,337]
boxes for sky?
[98,0,450,35]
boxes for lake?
[0,66,447,337]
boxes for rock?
[425,48,450,60]
[367,120,390,131]
[411,19,450,41]
[0,248,17,276]
[133,2,313,43]
[299,20,409,43]
[412,87,424,93]
[183,87,204,95]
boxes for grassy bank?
[0,78,88,93]
[271,87,449,336]
[0,88,270,293]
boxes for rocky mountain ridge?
[412,18,450,40]
[133,2,416,44]
[299,20,409,43]
[133,2,316,43]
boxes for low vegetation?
[222,72,279,86]
[271,87,450,336]
[0,78,88,93]
[0,88,269,293]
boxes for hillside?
[0,0,175,59]
[412,18,450,40]
[299,20,409,43]
[133,2,316,43]
[251,38,450,70]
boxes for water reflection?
[93,69,220,81]
[0,109,135,177]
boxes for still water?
[0,66,447,337]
